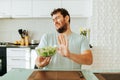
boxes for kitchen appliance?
[0,42,7,47]
[0,59,2,71]
[0,42,14,46]
[0,47,7,76]
[31,40,37,45]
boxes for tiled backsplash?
[82,0,120,70]
[0,18,88,42]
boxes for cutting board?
[27,71,86,80]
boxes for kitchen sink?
[94,73,120,80]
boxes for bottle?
[20,38,25,46]
[25,36,29,46]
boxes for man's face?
[52,12,67,33]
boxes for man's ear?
[65,15,69,22]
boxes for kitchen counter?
[1,68,120,80]
[0,68,98,80]
[88,69,120,73]
[91,69,120,80]
[5,44,38,49]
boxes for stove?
[0,42,7,47]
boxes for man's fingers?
[46,57,51,62]
[37,56,51,67]
[66,38,68,47]
[58,34,67,45]
[42,57,51,65]
[61,35,66,45]
[58,35,61,45]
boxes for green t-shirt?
[36,32,90,70]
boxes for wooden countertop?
[0,69,98,80]
[28,71,86,80]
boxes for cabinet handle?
[11,59,26,60]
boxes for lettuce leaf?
[36,46,56,57]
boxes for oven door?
[0,58,2,72]
[0,57,3,76]
[0,56,7,76]
[0,47,7,76]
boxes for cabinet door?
[30,49,37,69]
[33,0,61,17]
[0,0,11,18]
[7,48,30,57]
[61,0,92,17]
[11,0,32,18]
[7,48,31,72]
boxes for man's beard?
[57,23,67,33]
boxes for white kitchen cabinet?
[61,0,92,17]
[7,48,31,72]
[33,0,92,18]
[0,0,11,18]
[11,0,32,18]
[0,0,92,18]
[30,49,37,69]
[33,0,61,17]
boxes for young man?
[35,8,93,69]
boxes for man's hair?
[51,8,70,23]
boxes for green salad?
[36,46,57,57]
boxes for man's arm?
[67,50,93,65]
[35,34,51,68]
[57,34,93,65]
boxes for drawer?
[7,61,30,66]
[7,56,30,60]
[7,48,30,57]
[7,52,30,57]
[7,65,30,72]
[7,57,30,66]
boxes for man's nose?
[54,20,58,24]
[53,19,57,23]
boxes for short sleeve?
[81,37,90,52]
[36,34,48,49]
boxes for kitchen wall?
[0,0,120,70]
[0,18,88,43]
[82,0,120,70]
